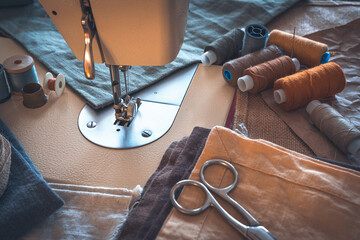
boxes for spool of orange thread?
[267,29,330,67]
[43,72,66,96]
[273,62,346,111]
[238,56,300,93]
[222,45,282,87]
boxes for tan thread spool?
[306,100,360,158]
[267,29,329,67]
[222,45,282,87]
[273,62,346,111]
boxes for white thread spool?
[43,72,66,96]
[200,50,217,66]
[238,58,300,92]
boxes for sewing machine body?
[39,0,189,66]
[39,0,192,149]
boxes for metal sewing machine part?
[238,58,300,92]
[39,0,190,148]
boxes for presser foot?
[113,96,141,127]
[78,100,179,149]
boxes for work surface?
[1,1,359,189]
[0,37,234,188]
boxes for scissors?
[170,159,276,240]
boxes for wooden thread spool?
[273,62,346,111]
[222,45,282,87]
[267,29,330,67]
[3,55,39,95]
[306,100,360,159]
[43,72,66,96]
[238,56,300,93]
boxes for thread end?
[320,52,331,64]
[274,89,287,104]
[306,100,321,115]
[200,50,217,66]
[237,75,254,92]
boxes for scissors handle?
[201,159,260,226]
[170,180,276,240]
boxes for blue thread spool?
[3,55,39,94]
[0,64,11,103]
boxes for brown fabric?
[232,88,314,156]
[157,126,360,240]
[262,19,360,164]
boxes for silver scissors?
[170,159,276,240]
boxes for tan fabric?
[157,126,360,240]
[232,89,314,156]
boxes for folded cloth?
[22,183,142,240]
[0,0,299,109]
[0,135,11,198]
[118,126,211,240]
[0,119,64,240]
[157,126,360,240]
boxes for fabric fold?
[157,126,360,240]
[118,126,211,240]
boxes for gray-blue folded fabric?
[0,0,299,109]
[0,119,64,240]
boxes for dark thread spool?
[307,100,360,158]
[273,62,346,111]
[202,28,245,65]
[238,56,299,93]
[0,64,11,103]
[222,45,282,87]
[241,24,269,56]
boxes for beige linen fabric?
[157,126,360,240]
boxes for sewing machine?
[38,0,191,149]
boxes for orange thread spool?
[267,29,328,67]
[242,55,297,94]
[273,62,346,111]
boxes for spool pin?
[306,100,360,159]
[238,57,300,92]
[43,72,66,96]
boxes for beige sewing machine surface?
[0,1,358,188]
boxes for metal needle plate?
[78,63,198,149]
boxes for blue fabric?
[0,0,299,109]
[0,119,64,240]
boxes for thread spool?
[267,29,330,67]
[273,62,346,111]
[0,64,11,103]
[238,56,300,93]
[241,24,269,56]
[201,28,245,66]
[3,55,39,94]
[222,44,282,87]
[43,72,66,96]
[306,100,360,159]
